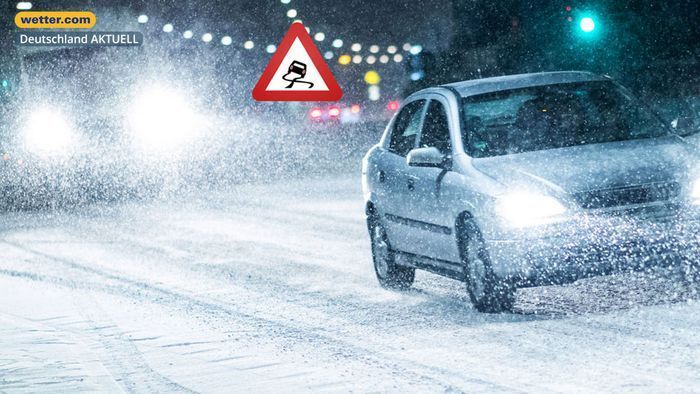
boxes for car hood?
[472,136,696,194]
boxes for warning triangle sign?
[252,23,343,102]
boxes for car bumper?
[484,204,700,286]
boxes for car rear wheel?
[459,217,515,313]
[368,216,415,289]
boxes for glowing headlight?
[495,192,567,227]
[22,108,76,157]
[692,179,700,204]
[127,85,201,155]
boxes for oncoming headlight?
[495,192,567,227]
[22,107,77,157]
[127,84,202,156]
[692,179,700,204]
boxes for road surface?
[1,174,699,392]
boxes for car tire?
[368,215,415,289]
[458,217,515,313]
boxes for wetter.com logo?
[252,22,342,102]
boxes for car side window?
[420,100,452,154]
[388,100,425,156]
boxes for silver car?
[362,71,700,313]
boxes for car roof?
[441,71,609,98]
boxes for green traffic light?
[579,17,595,33]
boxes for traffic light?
[579,17,596,33]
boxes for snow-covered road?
[1,174,699,392]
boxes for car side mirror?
[407,147,450,169]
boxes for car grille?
[573,182,681,209]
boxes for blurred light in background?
[402,43,411,51]
[369,45,380,53]
[338,54,351,65]
[328,106,340,118]
[287,9,297,18]
[310,108,322,119]
[201,33,213,43]
[221,36,232,45]
[387,45,397,54]
[364,70,381,85]
[332,39,343,48]
[366,55,376,64]
[22,108,76,157]
[379,55,389,63]
[393,54,404,62]
[352,55,362,64]
[314,32,325,42]
[244,40,254,49]
[16,2,32,10]
[183,30,193,39]
[324,51,333,60]
[350,104,361,113]
[351,43,362,52]
[281,0,291,3]
[137,14,149,23]
[409,45,423,55]
[162,23,173,33]
[387,100,400,111]
[368,85,380,101]
[410,71,424,81]
[266,44,277,53]
[579,16,596,32]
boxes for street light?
[332,39,343,48]
[244,40,254,49]
[287,9,297,18]
[314,32,325,42]
[221,36,232,46]
[16,2,32,10]
[162,24,173,33]
[183,30,193,39]
[201,33,213,43]
[137,14,148,24]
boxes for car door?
[374,99,427,252]
[400,98,460,261]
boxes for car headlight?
[22,108,77,157]
[495,191,567,227]
[692,179,700,204]
[127,85,202,156]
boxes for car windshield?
[463,81,668,158]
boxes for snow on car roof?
[442,71,608,98]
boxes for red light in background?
[387,100,400,111]
[565,5,572,11]
[328,106,340,117]
[310,108,322,118]
[350,104,361,113]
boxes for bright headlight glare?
[692,179,700,203]
[22,108,76,156]
[495,192,566,227]
[127,85,201,155]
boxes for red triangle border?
[252,23,343,102]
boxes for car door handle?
[407,176,417,191]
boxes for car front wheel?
[459,217,515,313]
[368,216,415,289]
